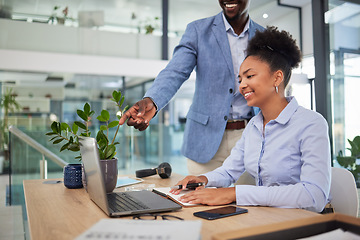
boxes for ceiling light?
[263,13,269,19]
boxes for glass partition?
[3,0,163,34]
[326,0,360,162]
[7,122,187,238]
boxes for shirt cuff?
[235,185,266,206]
[143,97,158,117]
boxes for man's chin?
[224,12,238,21]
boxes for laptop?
[79,137,182,217]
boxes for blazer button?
[229,89,233,94]
[224,116,228,121]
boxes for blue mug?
[63,164,83,189]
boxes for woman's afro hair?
[247,26,302,69]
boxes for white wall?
[0,49,169,79]
[301,3,313,56]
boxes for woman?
[171,26,331,212]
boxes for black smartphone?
[193,206,248,220]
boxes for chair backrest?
[329,167,359,217]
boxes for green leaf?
[60,142,71,152]
[45,132,57,136]
[96,134,108,149]
[49,136,59,142]
[97,116,107,122]
[112,91,117,101]
[120,96,125,107]
[108,121,119,128]
[84,103,91,115]
[337,156,356,169]
[101,110,110,121]
[348,137,360,157]
[56,122,61,132]
[72,123,78,134]
[107,152,116,160]
[98,140,107,151]
[50,121,59,133]
[112,90,121,102]
[68,143,80,152]
[53,138,64,144]
[100,125,107,131]
[351,136,360,157]
[104,145,116,159]
[89,110,95,117]
[353,136,360,145]
[77,110,88,122]
[60,122,70,131]
[75,121,87,130]
[98,150,105,160]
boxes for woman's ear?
[274,70,284,88]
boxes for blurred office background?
[0,0,359,239]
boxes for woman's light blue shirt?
[203,97,331,212]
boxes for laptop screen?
[79,137,110,215]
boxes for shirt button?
[229,89,233,94]
[224,116,228,121]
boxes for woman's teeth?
[244,92,253,98]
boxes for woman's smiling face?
[239,56,278,108]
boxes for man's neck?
[227,14,249,35]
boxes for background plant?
[48,5,72,24]
[137,16,160,34]
[0,88,21,152]
[337,135,360,186]
[46,90,128,160]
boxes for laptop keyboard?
[107,192,150,212]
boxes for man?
[119,0,264,175]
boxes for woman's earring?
[275,86,279,94]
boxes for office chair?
[329,167,359,217]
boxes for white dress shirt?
[204,97,331,212]
[222,13,253,120]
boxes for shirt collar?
[275,96,298,125]
[252,96,299,128]
[222,13,250,37]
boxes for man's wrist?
[143,97,158,111]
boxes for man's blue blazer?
[144,12,264,163]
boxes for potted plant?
[137,16,160,34]
[0,88,21,173]
[337,135,360,187]
[46,90,128,192]
[48,6,72,25]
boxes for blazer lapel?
[248,19,258,40]
[212,13,234,76]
